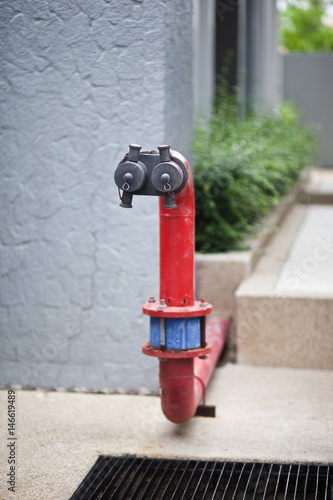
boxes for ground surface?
[0,364,332,499]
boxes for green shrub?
[280,1,333,52]
[193,96,317,253]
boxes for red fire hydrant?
[114,145,229,423]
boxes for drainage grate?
[70,456,332,500]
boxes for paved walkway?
[275,204,333,294]
[238,167,333,298]
[0,364,332,499]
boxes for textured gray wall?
[283,53,333,167]
[0,0,193,391]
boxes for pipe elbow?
[158,317,230,424]
[159,358,196,424]
[161,393,197,425]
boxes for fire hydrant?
[114,145,229,423]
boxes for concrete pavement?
[1,364,332,499]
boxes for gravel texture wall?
[0,0,193,392]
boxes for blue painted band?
[149,316,201,349]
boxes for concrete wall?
[283,53,333,167]
[0,0,193,392]
[193,0,215,119]
[238,0,283,112]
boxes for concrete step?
[299,167,333,204]
[236,202,333,369]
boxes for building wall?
[193,0,215,119]
[0,0,193,392]
[284,53,333,167]
[238,0,282,113]
[165,1,193,155]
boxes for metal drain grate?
[70,456,332,500]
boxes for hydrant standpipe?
[114,145,229,423]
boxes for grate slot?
[180,460,200,500]
[70,456,333,500]
[284,464,293,500]
[202,461,218,500]
[221,462,236,499]
[108,456,141,499]
[314,465,320,500]
[169,459,192,500]
[148,459,175,500]
[159,459,182,500]
[303,465,310,500]
[134,458,165,500]
[72,456,105,499]
[241,462,256,500]
[293,464,301,500]
[128,458,156,500]
[252,462,265,499]
[93,456,130,499]
[324,466,331,500]
[211,461,227,499]
[231,462,246,500]
[272,464,283,500]
[76,457,121,500]
[115,457,147,499]
[262,462,274,499]
[189,461,207,499]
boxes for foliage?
[280,0,333,52]
[193,94,317,253]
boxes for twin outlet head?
[114,145,188,208]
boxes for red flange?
[142,300,212,318]
[142,342,211,359]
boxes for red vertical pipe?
[159,152,195,307]
[156,150,229,423]
[159,316,229,424]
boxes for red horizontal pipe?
[159,316,229,424]
[159,151,195,307]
